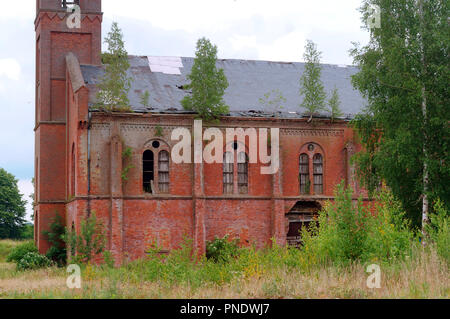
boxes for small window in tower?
[299,153,310,194]
[237,152,249,194]
[313,154,323,194]
[158,151,170,193]
[223,152,234,194]
[143,150,154,193]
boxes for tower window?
[143,150,154,193]
[313,154,323,194]
[158,151,170,193]
[299,154,310,194]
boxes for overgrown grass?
[0,243,447,299]
[0,185,448,299]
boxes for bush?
[64,211,106,264]
[206,235,240,263]
[16,252,52,271]
[427,199,449,263]
[301,182,415,266]
[42,213,66,267]
[6,241,38,263]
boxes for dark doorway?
[286,201,321,247]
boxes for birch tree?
[350,0,449,235]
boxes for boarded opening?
[286,201,321,247]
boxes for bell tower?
[34,0,102,253]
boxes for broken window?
[143,150,154,193]
[237,152,248,194]
[299,153,310,194]
[223,152,234,194]
[158,151,170,193]
[71,143,75,196]
[313,153,323,194]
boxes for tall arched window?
[143,150,154,193]
[313,154,323,194]
[237,152,249,194]
[158,151,170,193]
[299,154,310,194]
[223,152,234,194]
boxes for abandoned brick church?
[34,0,368,263]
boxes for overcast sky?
[0,0,370,221]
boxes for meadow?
[0,186,448,299]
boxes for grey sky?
[0,0,370,220]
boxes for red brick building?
[34,0,368,264]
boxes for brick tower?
[34,0,102,253]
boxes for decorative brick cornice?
[281,128,344,136]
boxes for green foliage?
[42,213,66,267]
[20,224,34,240]
[181,37,229,122]
[140,90,151,108]
[96,22,132,112]
[155,125,164,137]
[299,40,327,121]
[206,235,240,263]
[328,87,343,121]
[259,89,286,115]
[121,146,134,181]
[301,182,415,266]
[426,199,449,263]
[0,168,27,239]
[350,0,450,227]
[6,241,38,263]
[64,211,106,264]
[16,252,52,271]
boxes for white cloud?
[18,179,34,223]
[0,58,21,81]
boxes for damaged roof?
[80,55,367,119]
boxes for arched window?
[158,151,170,193]
[223,152,234,194]
[313,154,323,194]
[299,154,310,194]
[237,152,249,194]
[143,150,154,193]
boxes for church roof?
[80,55,367,119]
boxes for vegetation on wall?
[299,40,327,122]
[181,37,229,122]
[328,87,343,122]
[64,211,106,264]
[121,146,134,182]
[96,22,133,112]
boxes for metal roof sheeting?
[80,55,366,119]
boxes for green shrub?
[206,235,240,263]
[42,213,66,267]
[64,211,106,264]
[16,252,52,271]
[6,241,38,263]
[301,182,415,266]
[427,199,449,263]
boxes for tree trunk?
[418,0,429,244]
